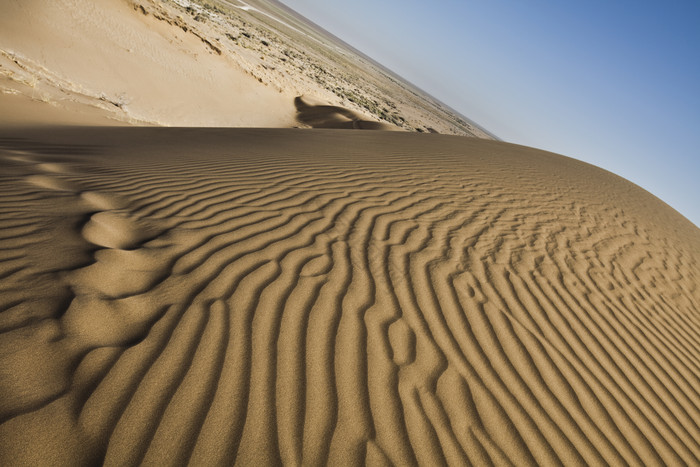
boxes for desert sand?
[0,0,490,136]
[2,0,700,466]
[0,128,699,465]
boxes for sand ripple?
[0,128,699,465]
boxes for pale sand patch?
[0,127,698,465]
[0,0,491,135]
[0,91,127,128]
[0,0,296,127]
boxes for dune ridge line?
[0,128,698,465]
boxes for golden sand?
[0,128,698,465]
[2,0,699,464]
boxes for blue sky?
[279,0,700,228]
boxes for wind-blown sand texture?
[0,127,698,465]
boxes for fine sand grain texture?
[0,127,698,465]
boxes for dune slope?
[0,0,491,135]
[0,0,296,127]
[0,127,699,465]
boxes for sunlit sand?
[1,0,699,465]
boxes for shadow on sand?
[294,96,395,130]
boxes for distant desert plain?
[1,0,699,466]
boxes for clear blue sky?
[279,0,700,228]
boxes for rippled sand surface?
[0,128,699,465]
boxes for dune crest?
[0,128,698,465]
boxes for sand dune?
[3,0,697,465]
[0,0,296,127]
[294,96,397,130]
[0,127,698,465]
[0,0,492,135]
